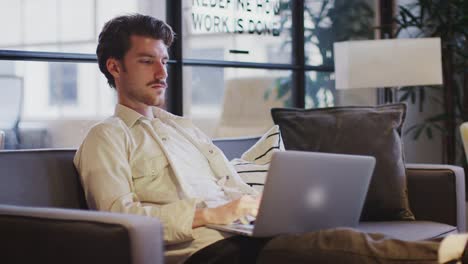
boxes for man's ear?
[106,58,121,79]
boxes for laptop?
[207,150,375,237]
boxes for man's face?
[112,35,169,108]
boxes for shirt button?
[162,137,167,141]
[209,150,214,154]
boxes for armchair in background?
[0,75,23,149]
[0,130,4,149]
[214,77,284,138]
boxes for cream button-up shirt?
[73,104,257,263]
[152,119,231,209]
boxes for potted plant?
[393,0,468,164]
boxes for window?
[305,72,335,108]
[0,0,158,52]
[178,0,295,137]
[0,0,166,148]
[190,49,225,107]
[182,0,292,64]
[0,0,379,147]
[303,0,376,107]
[49,63,78,106]
[185,66,291,138]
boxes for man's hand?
[192,195,260,228]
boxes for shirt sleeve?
[73,122,198,245]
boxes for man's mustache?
[147,79,167,87]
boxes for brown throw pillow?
[271,103,415,221]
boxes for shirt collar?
[152,106,186,122]
[114,104,186,128]
[114,104,146,128]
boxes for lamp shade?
[333,38,443,90]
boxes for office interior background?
[0,0,445,164]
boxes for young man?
[74,14,461,264]
[74,14,262,263]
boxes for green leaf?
[317,0,330,21]
[399,91,410,102]
[418,88,425,112]
[411,89,417,104]
[432,123,446,134]
[413,125,425,140]
[429,95,443,106]
[426,126,433,139]
[425,113,449,123]
[264,87,272,100]
[399,5,420,25]
[405,124,425,140]
[277,83,290,99]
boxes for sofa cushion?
[239,125,284,164]
[230,125,284,191]
[271,104,415,221]
[0,149,86,209]
[213,137,261,161]
[357,221,457,241]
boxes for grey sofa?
[0,137,466,264]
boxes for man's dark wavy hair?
[96,14,174,88]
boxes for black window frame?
[166,0,335,115]
[0,0,390,116]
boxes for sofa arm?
[0,205,164,264]
[406,163,466,232]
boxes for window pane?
[0,0,22,46]
[24,0,59,44]
[0,75,22,129]
[182,0,292,63]
[305,71,377,108]
[60,0,95,42]
[305,71,335,108]
[0,60,115,149]
[304,0,376,66]
[49,63,78,106]
[0,0,166,52]
[184,66,291,138]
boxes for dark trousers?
[185,228,445,264]
[185,235,272,264]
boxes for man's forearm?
[192,208,209,228]
[192,196,259,228]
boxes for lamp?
[333,38,443,102]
